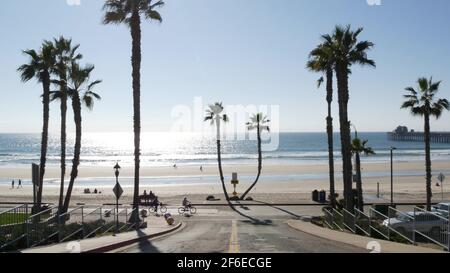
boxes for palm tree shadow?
[135,228,160,253]
[251,200,302,219]
[228,201,272,226]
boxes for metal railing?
[27,206,59,248]
[387,206,414,244]
[1,203,143,252]
[354,208,371,236]
[368,207,390,240]
[342,209,356,233]
[0,204,30,250]
[332,209,344,231]
[413,207,449,250]
[323,205,450,252]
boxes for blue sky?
[1,0,450,133]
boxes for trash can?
[319,190,326,203]
[312,190,319,202]
[164,213,174,225]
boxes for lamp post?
[390,147,396,206]
[113,162,122,233]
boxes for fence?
[324,205,450,251]
[413,207,449,250]
[0,205,142,252]
[0,204,31,250]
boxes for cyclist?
[182,196,191,210]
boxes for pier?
[388,126,450,143]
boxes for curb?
[84,222,184,253]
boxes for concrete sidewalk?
[287,219,445,253]
[22,217,183,253]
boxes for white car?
[383,211,446,238]
[432,203,450,218]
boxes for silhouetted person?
[94,188,98,194]
[18,179,22,189]
[200,165,203,172]
[149,191,156,201]
[11,180,15,189]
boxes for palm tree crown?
[325,25,375,69]
[351,138,375,156]
[401,77,449,118]
[246,113,270,132]
[18,41,55,83]
[103,0,164,25]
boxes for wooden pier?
[387,132,450,143]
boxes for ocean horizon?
[2,132,450,168]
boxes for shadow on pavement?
[251,200,302,219]
[135,228,160,253]
[228,201,273,226]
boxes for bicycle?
[178,206,197,215]
[149,202,167,214]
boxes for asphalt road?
[120,204,366,253]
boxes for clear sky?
[1,0,450,133]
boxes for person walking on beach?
[200,165,203,172]
[18,179,22,189]
[11,180,15,189]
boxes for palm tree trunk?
[62,94,82,213]
[336,64,354,211]
[217,139,230,201]
[130,10,142,223]
[355,152,364,211]
[325,68,336,208]
[424,113,432,211]
[35,70,50,213]
[58,94,67,214]
[240,125,262,200]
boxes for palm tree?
[323,25,375,211]
[204,102,230,201]
[240,113,270,200]
[351,137,375,211]
[103,0,164,222]
[59,62,101,213]
[18,41,55,213]
[401,77,449,211]
[307,41,337,208]
[51,37,82,213]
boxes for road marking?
[228,220,240,253]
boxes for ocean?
[1,132,450,168]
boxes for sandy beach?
[1,161,449,206]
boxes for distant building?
[394,126,409,134]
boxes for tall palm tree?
[401,77,449,211]
[103,0,164,222]
[18,41,55,213]
[240,113,270,200]
[204,102,230,201]
[307,41,337,208]
[51,37,82,213]
[59,62,101,213]
[323,25,375,211]
[351,137,375,211]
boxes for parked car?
[432,203,450,218]
[382,211,446,238]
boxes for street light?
[113,162,121,233]
[390,147,397,206]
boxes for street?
[120,203,366,253]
